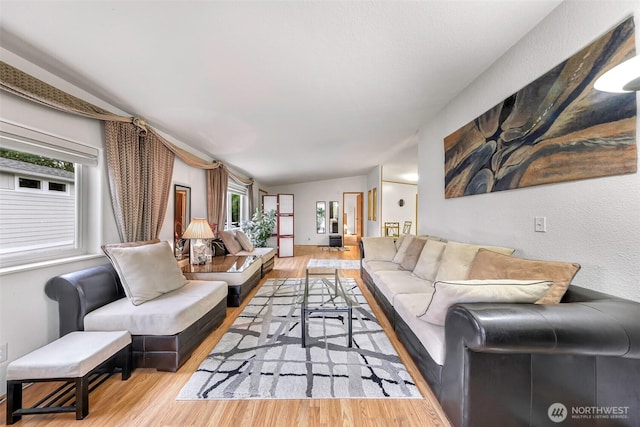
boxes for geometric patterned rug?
[306,259,361,269]
[177,278,421,400]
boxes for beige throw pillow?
[467,249,581,304]
[392,234,415,264]
[102,240,188,306]
[412,240,447,282]
[235,230,254,252]
[419,279,552,326]
[434,241,515,282]
[219,230,243,255]
[399,237,427,271]
[362,237,397,262]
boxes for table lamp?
[182,218,214,264]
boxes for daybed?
[360,235,640,427]
[45,240,228,372]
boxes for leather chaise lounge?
[45,263,227,372]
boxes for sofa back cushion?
[102,240,188,306]
[362,237,397,261]
[434,241,515,282]
[419,279,552,325]
[412,239,447,282]
[467,249,581,304]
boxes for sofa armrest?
[445,299,640,358]
[45,263,125,336]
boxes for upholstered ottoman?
[6,331,131,424]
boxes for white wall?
[381,181,417,235]
[418,1,640,302]
[268,175,367,245]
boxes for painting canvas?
[444,17,637,199]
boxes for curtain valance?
[0,60,252,182]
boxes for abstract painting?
[444,17,637,198]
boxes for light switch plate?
[534,217,547,232]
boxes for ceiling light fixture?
[594,55,640,93]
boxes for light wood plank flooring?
[1,245,451,426]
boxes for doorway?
[342,192,363,246]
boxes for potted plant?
[241,208,276,248]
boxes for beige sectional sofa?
[360,235,640,427]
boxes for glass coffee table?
[301,268,358,348]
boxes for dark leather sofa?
[45,264,226,372]
[360,242,640,427]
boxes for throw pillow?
[434,241,515,282]
[412,240,447,282]
[219,230,243,255]
[102,240,188,306]
[235,230,254,252]
[467,249,581,304]
[419,279,552,326]
[399,237,427,271]
[395,233,409,251]
[362,237,397,262]
[392,234,415,264]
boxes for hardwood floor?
[1,246,451,426]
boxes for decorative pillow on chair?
[418,279,552,326]
[467,249,581,304]
[102,240,188,306]
[235,230,254,252]
[219,230,243,255]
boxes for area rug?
[319,246,350,252]
[307,259,361,270]
[177,278,421,400]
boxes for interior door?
[342,192,364,245]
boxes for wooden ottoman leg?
[75,376,89,420]
[6,380,23,425]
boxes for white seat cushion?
[235,247,275,262]
[375,270,433,305]
[7,331,131,380]
[394,293,446,366]
[84,280,228,335]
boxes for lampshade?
[182,218,214,239]
[594,56,640,93]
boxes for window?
[18,177,41,189]
[0,120,98,268]
[48,182,67,192]
[225,181,249,230]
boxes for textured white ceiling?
[0,1,561,186]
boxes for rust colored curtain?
[106,122,174,242]
[207,167,229,235]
